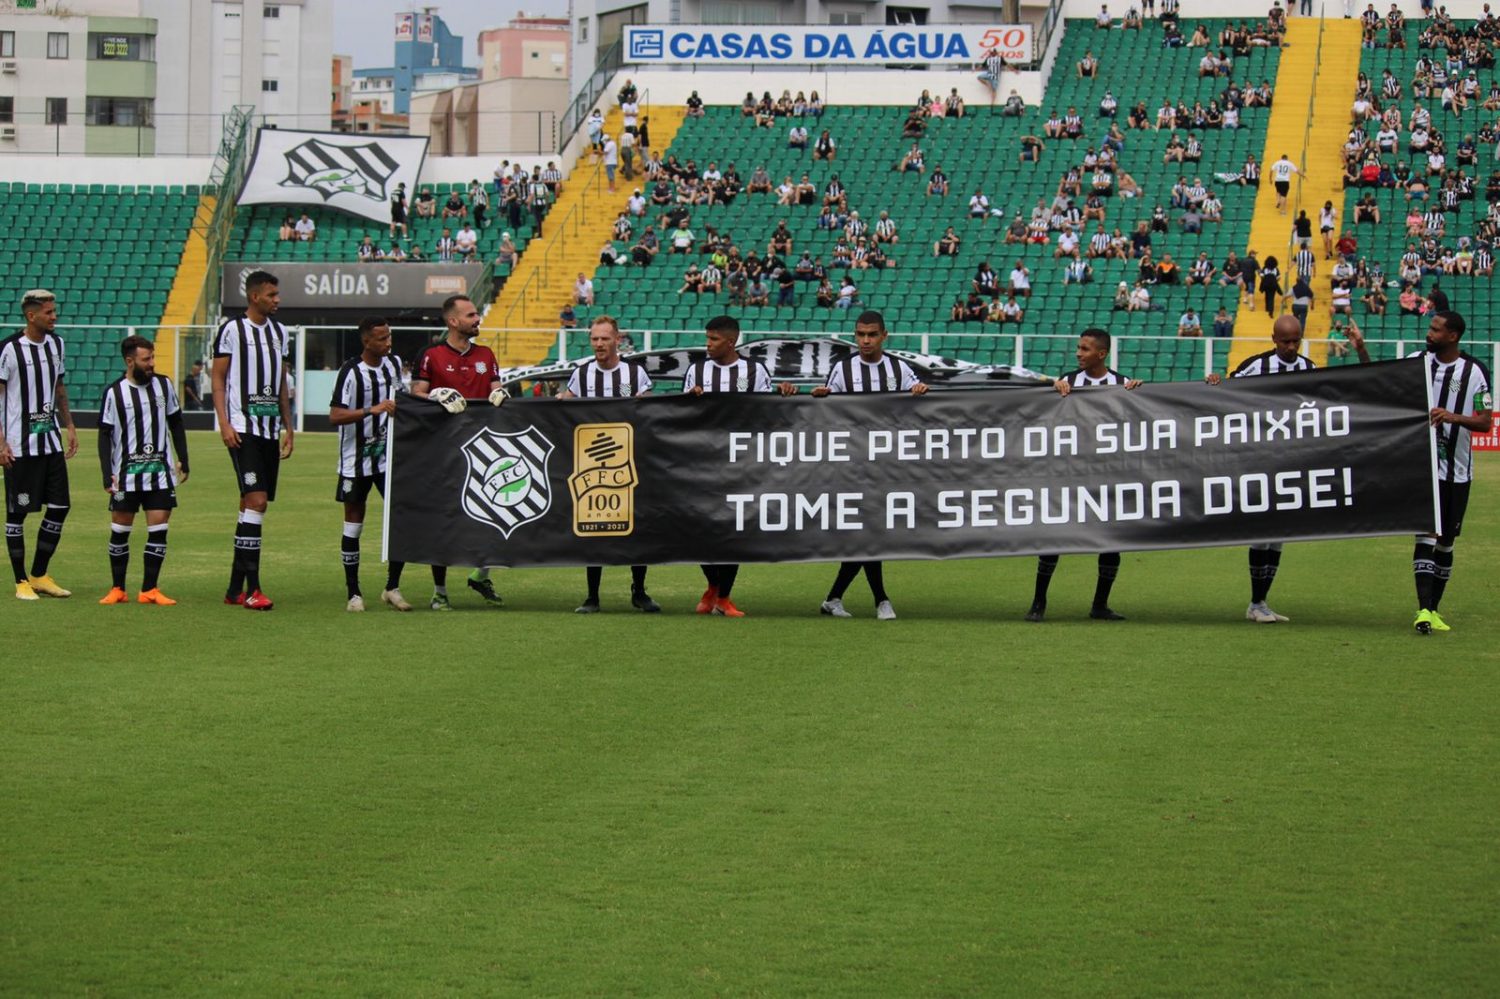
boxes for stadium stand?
[0,182,199,404]
[568,18,1283,380]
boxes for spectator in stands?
[678,264,704,296]
[415,186,436,219]
[1009,261,1032,298]
[788,123,809,152]
[1078,50,1100,78]
[668,220,695,254]
[1112,282,1132,311]
[1055,226,1082,260]
[685,91,705,118]
[1157,253,1181,284]
[816,277,836,308]
[1096,4,1113,28]
[769,220,793,256]
[992,292,1026,324]
[454,223,479,262]
[808,91,825,116]
[812,129,837,161]
[408,243,429,262]
[496,232,518,268]
[382,241,406,263]
[873,211,899,244]
[927,168,950,197]
[977,48,1006,99]
[836,274,860,310]
[746,274,770,306]
[602,135,619,193]
[356,235,377,261]
[1178,308,1203,337]
[1362,284,1388,315]
[183,361,205,411]
[1019,135,1044,164]
[470,181,489,229]
[278,216,296,241]
[619,128,637,180]
[442,189,467,223]
[776,267,797,307]
[389,183,408,240]
[573,272,595,306]
[1128,283,1154,311]
[973,261,1000,296]
[933,227,961,257]
[1002,90,1025,117]
[1286,274,1314,329]
[1063,257,1094,285]
[896,143,925,173]
[559,303,577,330]
[434,228,456,262]
[1258,255,1283,314]
[1186,252,1216,285]
[295,212,317,242]
[1212,306,1234,337]
[945,89,966,117]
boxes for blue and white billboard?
[623,24,1034,66]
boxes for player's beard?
[130,367,152,385]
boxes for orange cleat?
[99,587,129,605]
[137,588,177,606]
[695,586,719,614]
[711,596,745,618]
[243,590,274,611]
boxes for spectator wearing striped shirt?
[96,334,190,607]
[1,289,78,601]
[328,318,407,613]
[812,311,927,620]
[212,271,293,611]
[558,316,659,615]
[683,315,796,617]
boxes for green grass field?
[3,431,1497,996]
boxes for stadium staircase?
[1230,17,1363,369]
[484,105,688,366]
[564,20,1281,381]
[155,191,218,383]
[0,182,198,406]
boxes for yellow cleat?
[99,587,130,605]
[137,588,178,606]
[27,575,71,598]
[1428,610,1451,632]
[15,580,39,601]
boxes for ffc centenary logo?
[460,427,555,538]
[280,137,402,203]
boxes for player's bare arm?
[1054,379,1072,397]
[0,381,10,466]
[1429,407,1493,431]
[278,376,295,459]
[1344,318,1373,364]
[211,355,238,448]
[55,381,78,458]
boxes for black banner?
[386,358,1438,567]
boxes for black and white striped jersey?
[1409,349,1493,483]
[682,356,773,394]
[214,316,288,438]
[825,354,921,394]
[0,331,65,458]
[99,374,182,492]
[1231,350,1315,378]
[331,354,402,478]
[566,358,652,398]
[1060,368,1131,387]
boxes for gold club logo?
[569,423,636,537]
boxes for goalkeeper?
[409,294,510,611]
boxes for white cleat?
[820,598,852,618]
[346,595,366,612]
[876,600,897,621]
[1263,604,1290,622]
[1246,602,1279,624]
[381,588,413,612]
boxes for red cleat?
[695,586,719,614]
[243,590,274,611]
[711,596,745,618]
[225,592,247,606]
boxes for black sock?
[1412,540,1436,610]
[585,565,602,601]
[1033,555,1060,608]
[235,511,264,593]
[108,524,132,589]
[342,522,362,598]
[1093,552,1121,610]
[30,505,67,577]
[432,565,447,591]
[631,564,648,591]
[6,517,26,584]
[227,512,245,597]
[142,525,168,591]
[864,561,889,604]
[1262,548,1282,602]
[1431,542,1454,610]
[700,564,717,590]
[1248,547,1277,603]
[385,561,405,591]
[718,564,740,599]
[827,561,862,601]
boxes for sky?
[334,0,570,69]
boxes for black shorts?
[335,473,386,504]
[1437,479,1471,538]
[110,487,177,513]
[228,434,281,501]
[4,452,69,515]
[1275,180,1291,196]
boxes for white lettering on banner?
[1202,469,1354,514]
[304,272,392,297]
[1194,403,1352,447]
[868,427,1005,461]
[936,482,1182,528]
[727,493,864,531]
[1096,420,1178,454]
[728,430,852,466]
[625,24,1032,66]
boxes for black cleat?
[574,598,600,614]
[631,589,662,613]
[1089,606,1127,621]
[467,577,504,605]
[1024,604,1045,623]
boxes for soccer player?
[1410,310,1491,634]
[329,317,408,612]
[682,314,795,617]
[810,310,927,620]
[410,294,509,610]
[213,270,293,610]
[1027,328,1142,622]
[1207,315,1369,623]
[97,335,189,605]
[557,315,659,614]
[0,289,78,600]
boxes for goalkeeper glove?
[488,386,510,407]
[428,387,467,413]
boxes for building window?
[90,33,154,61]
[0,31,14,58]
[261,79,279,92]
[45,97,67,124]
[577,17,588,42]
[264,5,280,16]
[86,96,153,126]
[0,97,13,124]
[47,32,69,59]
[829,12,864,25]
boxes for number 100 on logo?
[569,423,638,537]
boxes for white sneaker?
[1263,604,1290,622]
[1246,602,1279,624]
[820,598,852,618]
[346,595,366,612]
[381,588,413,612]
[876,600,897,621]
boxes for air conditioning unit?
[0,127,16,140]
[1,61,18,74]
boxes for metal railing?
[559,40,624,155]
[189,105,256,328]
